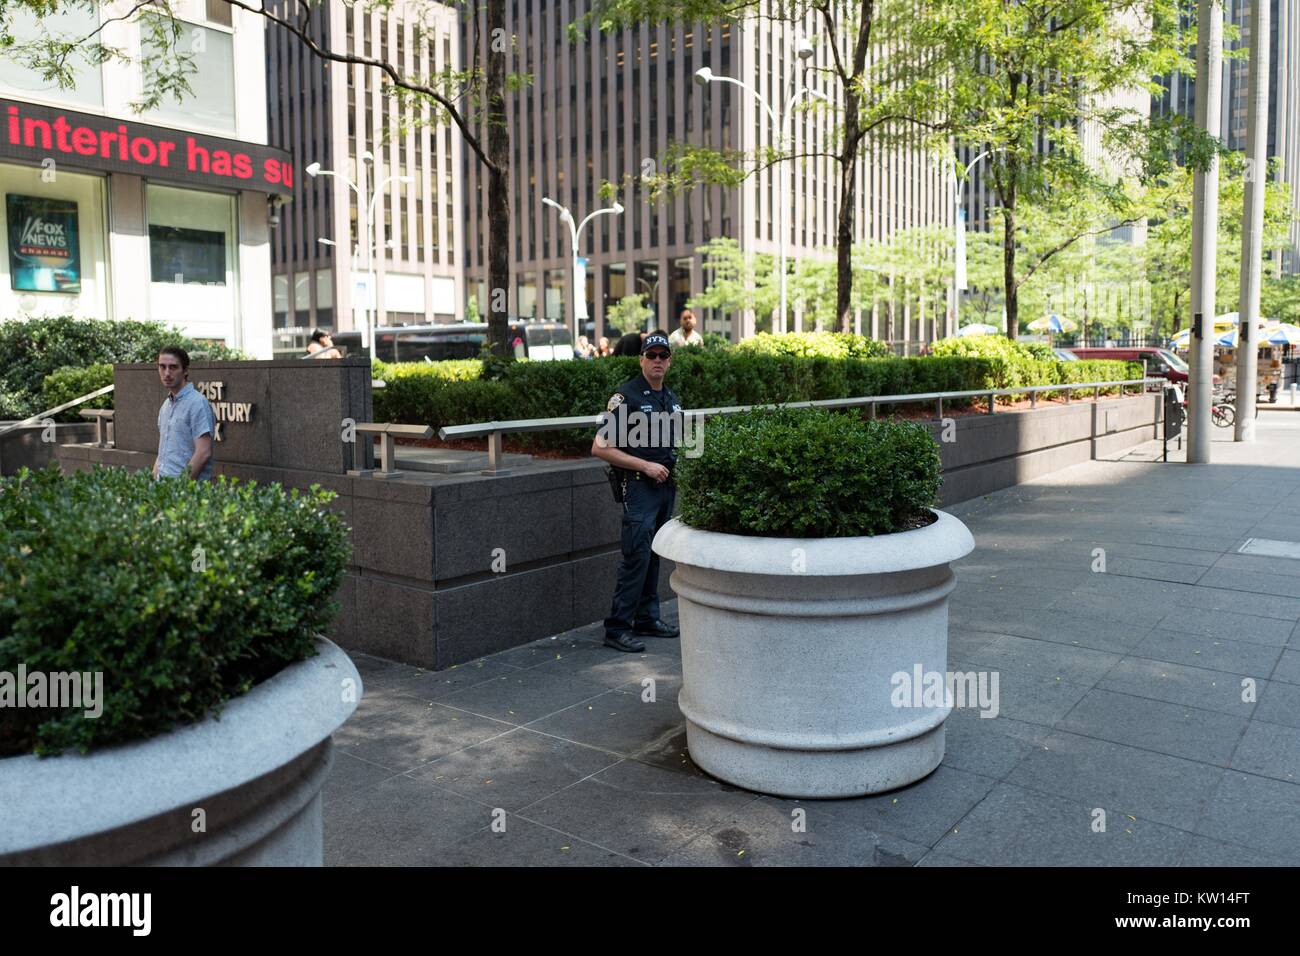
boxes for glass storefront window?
[516,272,537,319]
[148,185,233,285]
[141,19,236,134]
[544,267,565,321]
[0,6,103,109]
[273,274,290,328]
[147,184,235,339]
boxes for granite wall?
[112,358,374,473]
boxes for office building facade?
[265,0,464,356]
[0,0,284,355]
[460,1,953,349]
[1153,0,1300,272]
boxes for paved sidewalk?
[324,415,1300,866]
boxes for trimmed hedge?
[0,466,350,757]
[0,316,245,420]
[372,347,1138,454]
[676,407,941,537]
[372,358,483,383]
[735,331,892,360]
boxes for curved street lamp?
[542,196,624,340]
[307,155,411,361]
[695,46,826,335]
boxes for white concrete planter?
[653,511,975,798]
[0,637,361,865]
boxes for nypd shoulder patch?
[606,393,624,411]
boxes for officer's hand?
[642,462,670,483]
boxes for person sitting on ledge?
[306,329,342,359]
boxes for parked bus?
[374,321,575,362]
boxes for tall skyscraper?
[265,0,464,356]
[1153,0,1300,272]
[460,2,953,349]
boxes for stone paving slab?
[325,415,1300,866]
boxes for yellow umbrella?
[1027,314,1078,333]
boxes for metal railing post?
[485,431,505,475]
[987,393,995,414]
[378,432,396,475]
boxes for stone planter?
[0,637,361,865]
[653,511,974,799]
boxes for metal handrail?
[0,384,116,439]
[438,377,1165,474]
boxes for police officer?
[592,331,683,652]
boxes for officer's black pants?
[605,475,676,635]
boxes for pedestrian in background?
[613,330,646,356]
[668,309,703,349]
[306,329,342,359]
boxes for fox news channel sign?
[7,194,80,293]
[0,99,293,195]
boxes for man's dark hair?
[310,329,331,344]
[158,345,190,371]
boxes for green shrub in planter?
[0,466,350,757]
[0,316,244,420]
[675,407,941,538]
[40,364,115,420]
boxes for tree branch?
[1016,218,1144,291]
[221,0,497,174]
[814,0,850,83]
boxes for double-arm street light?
[695,37,826,334]
[306,153,411,361]
[541,196,624,340]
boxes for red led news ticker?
[1,99,294,196]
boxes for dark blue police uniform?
[602,357,682,650]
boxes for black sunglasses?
[644,350,671,361]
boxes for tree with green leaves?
[1144,155,1297,333]
[606,293,656,332]
[1,0,520,354]
[933,0,1203,338]
[687,237,777,332]
[581,0,948,334]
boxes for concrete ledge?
[1,422,97,476]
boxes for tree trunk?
[485,0,510,357]
[1002,199,1018,340]
[835,121,859,333]
[829,0,873,334]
